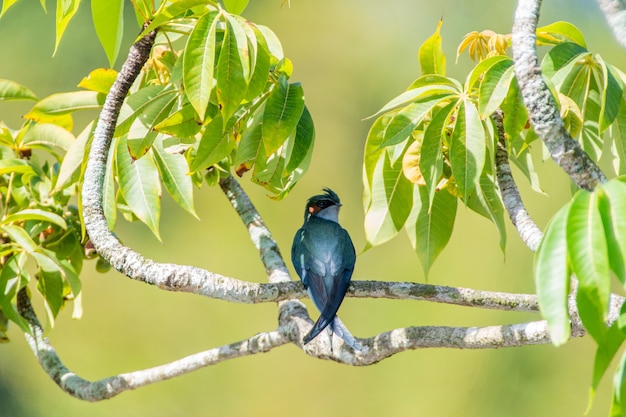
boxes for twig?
[512,0,607,190]
[492,109,543,251]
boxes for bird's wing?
[291,227,329,312]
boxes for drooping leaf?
[0,255,29,333]
[420,101,455,208]
[54,0,81,56]
[153,104,201,138]
[91,0,124,67]
[0,225,37,254]
[534,204,571,346]
[368,84,459,120]
[449,100,485,200]
[541,42,587,78]
[189,114,234,173]
[478,58,514,117]
[262,76,305,156]
[380,96,449,148]
[598,179,626,285]
[464,171,507,252]
[32,252,64,325]
[116,137,161,239]
[466,55,512,92]
[568,190,610,344]
[139,0,215,38]
[536,21,587,48]
[364,151,414,246]
[103,141,117,231]
[54,121,93,192]
[152,136,197,218]
[217,14,249,122]
[418,19,446,76]
[183,10,219,120]
[406,186,457,277]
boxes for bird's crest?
[304,188,341,220]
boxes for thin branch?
[492,109,543,251]
[512,0,607,191]
[17,288,288,401]
[597,0,626,49]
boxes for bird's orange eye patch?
[308,206,320,214]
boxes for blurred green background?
[1,0,624,416]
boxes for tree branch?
[512,0,607,191]
[597,0,626,49]
[492,109,543,251]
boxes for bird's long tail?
[330,317,362,351]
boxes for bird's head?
[304,188,342,222]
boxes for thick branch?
[512,0,607,190]
[492,109,543,251]
[597,0,626,49]
[17,288,287,401]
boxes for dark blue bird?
[291,188,362,351]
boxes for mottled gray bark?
[492,110,543,251]
[597,0,626,49]
[512,0,607,190]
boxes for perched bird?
[291,188,362,351]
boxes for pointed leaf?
[91,0,124,67]
[223,0,249,14]
[116,137,161,239]
[478,59,514,117]
[21,123,75,153]
[406,186,457,276]
[152,137,196,217]
[183,10,219,120]
[262,77,305,156]
[568,190,610,344]
[598,180,626,285]
[418,19,446,76]
[537,21,587,48]
[77,68,117,94]
[24,91,104,121]
[535,204,571,345]
[368,84,458,119]
[449,100,485,200]
[54,0,80,55]
[364,152,413,246]
[1,209,67,230]
[380,96,448,148]
[217,14,249,122]
[189,114,234,172]
[0,225,37,254]
[54,121,92,192]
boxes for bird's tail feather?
[331,317,363,351]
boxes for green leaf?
[380,96,449,148]
[32,252,64,324]
[449,100,485,200]
[464,171,507,252]
[368,84,459,120]
[0,0,19,18]
[54,121,93,192]
[612,349,626,417]
[406,186,457,277]
[21,123,75,153]
[534,204,571,346]
[466,55,512,92]
[598,57,623,132]
[77,68,117,94]
[234,110,264,175]
[152,136,197,218]
[568,190,610,344]
[116,86,176,136]
[420,101,455,208]
[1,209,67,230]
[0,79,38,101]
[154,103,201,138]
[91,0,124,67]
[54,0,80,56]
[0,159,35,176]
[418,19,446,76]
[612,98,626,175]
[364,151,413,246]
[500,78,528,141]
[126,93,178,159]
[217,14,249,122]
[537,21,587,48]
[0,255,29,333]
[262,77,305,156]
[223,0,249,14]
[541,42,587,78]
[183,10,219,120]
[139,0,215,38]
[116,137,161,239]
[0,225,37,254]
[244,24,271,101]
[285,106,315,173]
[189,113,234,172]
[478,59,514,117]
[590,322,626,411]
[598,180,626,285]
[24,91,104,121]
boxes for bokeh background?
[0,0,624,416]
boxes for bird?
[291,188,362,351]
